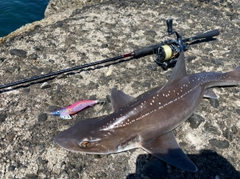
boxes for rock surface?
[0,0,240,178]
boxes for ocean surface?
[0,0,49,37]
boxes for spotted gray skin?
[54,51,240,172]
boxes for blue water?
[0,0,49,37]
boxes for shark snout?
[54,132,77,151]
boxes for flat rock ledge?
[0,0,240,178]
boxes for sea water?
[0,0,49,37]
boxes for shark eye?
[80,141,91,148]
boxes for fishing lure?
[50,99,104,119]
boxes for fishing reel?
[155,40,182,70]
[153,18,219,70]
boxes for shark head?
[54,88,138,154]
[54,116,121,154]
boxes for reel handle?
[166,18,173,34]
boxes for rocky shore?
[0,0,240,178]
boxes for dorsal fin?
[110,88,134,111]
[168,51,188,83]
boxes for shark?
[54,51,240,172]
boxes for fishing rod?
[0,18,219,91]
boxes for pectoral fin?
[140,132,198,172]
[203,89,218,99]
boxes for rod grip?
[133,44,163,58]
[194,29,220,40]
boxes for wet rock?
[106,95,111,104]
[38,113,48,122]
[147,0,157,5]
[10,49,27,58]
[8,165,16,171]
[33,46,43,51]
[88,81,99,90]
[144,30,157,36]
[188,114,205,129]
[0,114,7,123]
[209,139,229,149]
[236,108,240,115]
[186,56,196,63]
[16,161,23,168]
[60,170,69,178]
[101,44,108,48]
[6,132,15,143]
[61,161,66,167]
[130,0,144,4]
[143,81,151,88]
[38,157,48,165]
[209,98,219,108]
[231,126,238,134]
[94,154,102,159]
[24,174,38,179]
[28,53,39,60]
[223,128,233,141]
[39,143,45,151]
[211,58,224,66]
[147,64,158,71]
[179,141,188,147]
[0,58,5,62]
[96,172,108,178]
[68,163,76,170]
[54,21,64,28]
[21,88,31,93]
[204,122,221,135]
